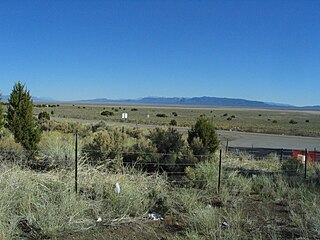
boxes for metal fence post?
[225,139,229,154]
[75,131,78,193]
[218,149,222,194]
[304,148,307,179]
[251,144,254,159]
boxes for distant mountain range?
[79,96,320,110]
[1,95,319,110]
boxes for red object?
[292,150,319,163]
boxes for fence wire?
[0,147,318,184]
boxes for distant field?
[32,103,320,137]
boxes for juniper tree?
[7,82,41,150]
[188,116,219,154]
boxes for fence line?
[1,148,318,196]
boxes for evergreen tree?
[7,82,41,150]
[188,116,219,154]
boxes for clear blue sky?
[0,0,319,106]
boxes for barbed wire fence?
[0,134,319,195]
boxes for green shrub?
[289,119,298,124]
[149,127,184,154]
[185,160,219,189]
[156,113,167,118]
[147,127,186,169]
[38,111,50,120]
[101,110,114,117]
[82,129,127,171]
[91,121,107,132]
[188,116,219,154]
[169,119,177,126]
[123,137,158,164]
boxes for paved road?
[53,117,320,150]
[217,130,320,150]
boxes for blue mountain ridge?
[1,95,319,110]
[79,96,320,110]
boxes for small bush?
[82,130,128,171]
[147,128,186,170]
[169,119,177,126]
[101,110,114,117]
[38,111,50,121]
[149,128,184,155]
[306,120,310,123]
[172,112,178,117]
[92,121,107,132]
[289,120,298,124]
[131,108,138,111]
[156,113,167,118]
[272,120,277,123]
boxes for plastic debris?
[222,221,229,228]
[148,212,164,221]
[114,182,121,194]
[96,217,102,223]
